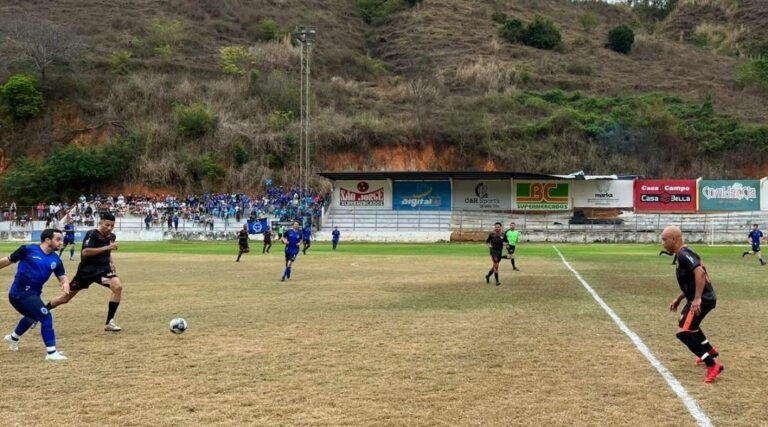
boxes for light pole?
[294,26,316,213]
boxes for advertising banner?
[453,180,512,210]
[573,180,634,208]
[393,181,452,211]
[634,179,697,211]
[762,179,768,211]
[513,181,571,210]
[333,180,392,209]
[699,180,760,211]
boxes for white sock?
[11,332,21,340]
[46,346,56,354]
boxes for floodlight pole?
[294,26,316,213]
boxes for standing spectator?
[144,213,152,230]
[173,213,180,231]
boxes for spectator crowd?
[1,186,328,231]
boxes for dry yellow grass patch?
[0,246,765,426]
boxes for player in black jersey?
[46,213,124,332]
[661,226,724,383]
[485,222,508,286]
[236,224,250,262]
[263,227,273,254]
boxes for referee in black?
[485,222,507,286]
[236,224,250,262]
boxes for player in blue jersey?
[2,229,70,361]
[331,227,340,250]
[302,225,312,255]
[281,221,303,282]
[59,218,77,261]
[742,223,766,265]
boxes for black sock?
[693,330,715,355]
[237,251,243,261]
[106,301,120,324]
[46,302,53,311]
[486,269,493,278]
[677,331,714,367]
[511,258,517,268]
[494,272,499,282]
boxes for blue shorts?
[63,236,75,245]
[9,293,50,321]
[752,243,761,253]
[285,251,299,262]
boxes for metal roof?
[317,171,640,181]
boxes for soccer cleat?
[485,275,490,284]
[513,268,521,272]
[742,252,749,257]
[761,259,766,266]
[704,363,724,383]
[45,351,68,361]
[695,347,719,365]
[104,320,122,332]
[4,335,19,352]
[495,282,501,286]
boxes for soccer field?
[0,241,766,426]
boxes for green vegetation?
[0,134,141,204]
[454,90,768,157]
[356,0,421,25]
[737,58,768,92]
[607,25,635,54]
[174,102,217,137]
[267,110,294,131]
[578,12,599,33]
[249,19,287,42]
[499,16,562,51]
[110,50,133,74]
[0,75,44,121]
[219,46,254,76]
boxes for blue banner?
[247,218,269,234]
[30,231,85,243]
[393,181,452,211]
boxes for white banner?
[761,178,768,211]
[573,180,634,208]
[453,180,512,210]
[333,180,392,209]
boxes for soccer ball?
[169,317,188,334]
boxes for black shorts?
[71,268,118,291]
[490,250,503,263]
[507,245,516,255]
[285,251,298,263]
[678,301,716,331]
[9,293,50,321]
[239,242,249,251]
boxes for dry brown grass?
[0,244,766,426]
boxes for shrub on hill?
[174,102,218,137]
[607,25,635,54]
[499,16,562,51]
[737,58,768,92]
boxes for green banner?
[515,181,571,210]
[698,180,760,211]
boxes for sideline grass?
[0,242,765,426]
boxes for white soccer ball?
[169,317,188,334]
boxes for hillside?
[1,0,767,202]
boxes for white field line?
[552,245,713,427]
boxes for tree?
[0,74,44,120]
[0,17,83,86]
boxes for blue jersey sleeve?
[53,258,66,278]
[8,245,28,263]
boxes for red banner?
[634,179,697,212]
